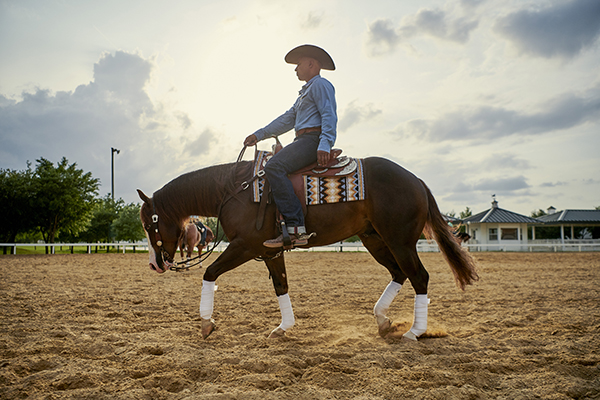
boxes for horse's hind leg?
[264,255,294,338]
[362,229,430,340]
[360,233,408,338]
[387,243,430,341]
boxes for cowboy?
[192,217,208,246]
[243,44,337,248]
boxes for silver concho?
[329,156,351,169]
[335,159,357,175]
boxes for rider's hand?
[317,150,330,166]
[244,134,258,147]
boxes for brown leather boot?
[263,233,310,248]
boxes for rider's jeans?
[264,132,320,230]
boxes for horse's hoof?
[402,330,418,341]
[201,318,216,339]
[377,317,392,338]
[268,327,286,339]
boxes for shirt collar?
[299,75,321,94]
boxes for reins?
[168,202,228,272]
[167,145,257,272]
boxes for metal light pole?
[111,147,120,200]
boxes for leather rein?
[151,145,263,272]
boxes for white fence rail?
[306,241,600,252]
[2,239,599,255]
[0,242,152,255]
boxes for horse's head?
[137,189,181,273]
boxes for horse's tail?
[420,180,479,290]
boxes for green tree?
[205,217,228,242]
[32,157,99,244]
[529,209,560,239]
[0,166,36,241]
[78,195,123,243]
[0,165,37,253]
[112,202,145,242]
[459,207,472,219]
[344,235,361,242]
[531,209,546,218]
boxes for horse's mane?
[152,161,252,223]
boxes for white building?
[462,197,541,251]
[535,208,600,242]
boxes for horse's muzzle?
[149,263,167,273]
[148,245,171,273]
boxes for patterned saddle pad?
[251,150,366,206]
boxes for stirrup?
[263,232,315,249]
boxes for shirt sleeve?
[252,106,296,141]
[310,79,337,153]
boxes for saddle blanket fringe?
[251,150,366,205]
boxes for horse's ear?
[137,189,151,205]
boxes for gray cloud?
[435,174,533,212]
[366,8,478,56]
[0,95,16,107]
[540,181,567,188]
[365,19,401,56]
[460,0,485,9]
[302,11,323,30]
[182,129,216,157]
[0,51,206,202]
[92,51,153,110]
[408,9,478,43]
[396,86,600,141]
[494,0,600,59]
[175,112,192,130]
[482,153,531,170]
[339,100,382,131]
[473,176,530,192]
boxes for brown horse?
[454,231,471,244]
[178,218,214,265]
[137,156,478,340]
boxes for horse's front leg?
[264,255,294,338]
[374,280,403,337]
[194,240,203,267]
[185,241,193,266]
[199,239,255,339]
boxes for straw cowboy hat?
[285,44,335,71]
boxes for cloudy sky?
[1,0,599,217]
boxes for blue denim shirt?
[252,75,337,153]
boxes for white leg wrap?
[374,281,402,323]
[199,280,216,320]
[276,294,295,331]
[409,294,429,337]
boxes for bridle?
[149,199,175,268]
[147,145,263,272]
